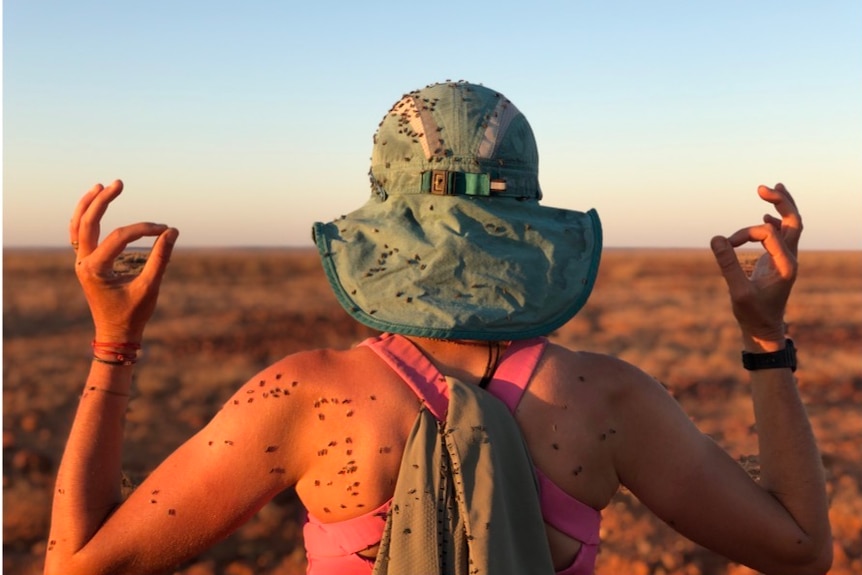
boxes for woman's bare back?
[283,339,626,568]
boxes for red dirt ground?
[4,248,860,574]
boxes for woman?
[45,82,831,575]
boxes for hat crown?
[370,82,541,200]
[314,81,603,340]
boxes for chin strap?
[479,341,507,389]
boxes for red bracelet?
[93,355,138,366]
[86,385,131,396]
[92,341,141,364]
[92,341,141,351]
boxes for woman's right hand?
[70,180,179,343]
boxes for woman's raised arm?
[45,182,307,575]
[612,184,831,575]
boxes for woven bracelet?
[91,341,141,365]
[92,355,138,367]
[84,385,131,397]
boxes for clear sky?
[4,1,861,250]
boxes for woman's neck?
[404,337,510,387]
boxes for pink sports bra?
[302,334,601,575]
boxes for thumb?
[141,227,179,284]
[710,235,749,293]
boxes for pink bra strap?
[359,334,548,419]
[486,337,602,546]
[537,473,601,545]
[303,500,392,556]
[485,337,548,412]
[360,334,548,419]
[359,333,450,420]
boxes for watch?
[741,339,797,372]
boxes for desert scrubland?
[4,247,861,575]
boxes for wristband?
[85,385,131,397]
[93,355,138,366]
[92,341,141,352]
[741,339,797,373]
[92,341,141,365]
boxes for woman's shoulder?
[541,342,667,404]
[257,342,418,411]
[263,343,385,382]
[542,342,656,382]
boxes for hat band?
[421,170,507,197]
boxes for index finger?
[75,180,124,256]
[757,183,802,253]
[90,222,170,276]
[69,183,105,245]
[727,222,797,281]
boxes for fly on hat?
[312,81,602,340]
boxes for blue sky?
[4,1,861,249]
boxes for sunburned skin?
[48,178,832,575]
[43,334,724,571]
[292,342,612,567]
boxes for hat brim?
[313,195,602,340]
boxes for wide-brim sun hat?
[312,81,602,341]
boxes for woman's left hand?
[70,180,179,343]
[710,183,801,349]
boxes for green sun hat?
[312,82,602,341]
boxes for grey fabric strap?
[372,377,555,575]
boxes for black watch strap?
[741,339,797,373]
